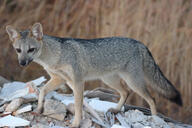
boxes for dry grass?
[0,0,191,123]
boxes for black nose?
[19,60,27,66]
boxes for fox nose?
[19,60,27,66]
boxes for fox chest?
[45,64,74,82]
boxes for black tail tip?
[170,93,183,106]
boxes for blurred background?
[0,0,191,124]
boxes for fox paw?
[107,108,120,114]
[69,120,80,128]
[69,124,79,128]
[34,107,43,114]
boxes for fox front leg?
[65,80,84,128]
[72,85,84,127]
[37,73,65,113]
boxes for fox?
[6,23,182,127]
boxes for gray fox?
[6,23,182,127]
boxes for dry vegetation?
[0,0,191,124]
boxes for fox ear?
[31,23,43,40]
[6,25,20,42]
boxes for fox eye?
[16,48,21,53]
[27,48,36,53]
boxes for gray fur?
[36,35,181,103]
[40,36,140,78]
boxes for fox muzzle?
[19,59,33,66]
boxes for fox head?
[6,23,43,66]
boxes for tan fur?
[38,63,84,127]
[101,75,128,112]
[37,71,66,112]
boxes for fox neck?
[33,36,61,68]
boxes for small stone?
[43,99,67,121]
[150,115,166,124]
[66,103,75,114]
[31,123,48,128]
[0,76,10,88]
[132,123,145,128]
[80,118,92,128]
[149,115,168,126]
[14,105,32,115]
[0,104,8,112]
[94,123,102,128]
[125,110,147,123]
[5,98,24,112]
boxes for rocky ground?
[0,76,191,128]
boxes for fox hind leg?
[101,74,128,113]
[119,72,157,115]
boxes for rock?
[5,98,24,112]
[0,77,46,103]
[0,81,37,103]
[88,98,118,113]
[0,76,9,85]
[0,115,30,127]
[111,124,127,128]
[132,123,145,128]
[14,105,32,115]
[80,118,92,128]
[43,99,67,121]
[0,76,10,89]
[123,110,173,128]
[0,103,8,112]
[66,103,75,114]
[168,123,183,128]
[31,123,48,128]
[94,123,102,128]
[149,115,168,126]
[125,110,147,124]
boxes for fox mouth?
[19,59,33,66]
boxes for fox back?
[43,36,144,77]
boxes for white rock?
[0,115,30,127]
[0,76,45,102]
[88,98,117,112]
[32,123,48,128]
[111,124,127,128]
[132,123,145,128]
[43,99,67,121]
[0,82,28,101]
[0,76,9,87]
[80,118,92,128]
[5,98,24,112]
[66,103,75,114]
[46,91,74,105]
[148,115,170,128]
[125,110,147,124]
[14,105,32,115]
[150,115,166,124]
[29,76,46,87]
